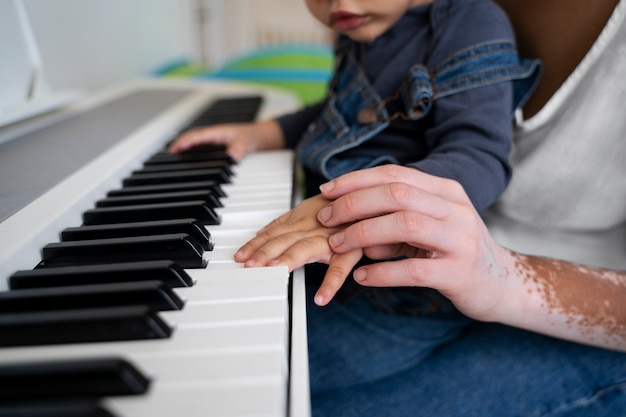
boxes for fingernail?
[319,181,334,193]
[234,248,245,261]
[318,206,332,223]
[353,269,366,282]
[314,293,325,306]
[329,231,344,247]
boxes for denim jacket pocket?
[298,96,349,175]
[298,104,395,178]
[297,52,398,179]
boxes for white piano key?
[221,188,290,204]
[162,298,287,327]
[223,194,292,208]
[217,201,290,215]
[107,381,286,417]
[224,176,293,187]
[219,208,289,226]
[135,348,287,383]
[3,346,289,417]
[0,327,291,414]
[0,321,288,364]
[209,227,262,240]
[231,151,294,171]
[204,247,239,263]
[207,233,252,248]
[180,267,288,302]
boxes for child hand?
[234,194,364,306]
[168,120,284,162]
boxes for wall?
[22,0,196,94]
[200,0,332,67]
[2,0,330,101]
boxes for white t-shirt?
[485,0,626,269]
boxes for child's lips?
[329,11,368,31]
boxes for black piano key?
[135,160,234,176]
[10,260,194,289]
[0,280,184,313]
[174,95,263,134]
[106,180,226,198]
[61,218,213,250]
[40,233,206,269]
[165,143,229,153]
[122,168,231,187]
[0,305,172,346]
[187,105,263,126]
[0,358,149,401]
[0,400,116,417]
[143,150,235,165]
[205,95,262,110]
[82,200,221,225]
[95,190,222,209]
[192,95,263,120]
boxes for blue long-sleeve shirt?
[278,0,519,212]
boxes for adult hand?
[317,165,626,351]
[316,164,510,320]
[168,120,284,162]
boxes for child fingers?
[314,249,364,306]
[236,230,301,265]
[169,126,236,153]
[234,212,297,261]
[265,234,337,271]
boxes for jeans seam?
[538,381,626,417]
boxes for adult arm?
[317,165,626,351]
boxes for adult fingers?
[328,209,463,257]
[319,181,453,228]
[320,165,465,202]
[361,243,427,261]
[352,256,450,289]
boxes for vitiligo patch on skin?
[514,253,626,346]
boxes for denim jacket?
[297,37,541,180]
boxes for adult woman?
[236,0,626,414]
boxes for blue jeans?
[306,273,626,416]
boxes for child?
[169,0,540,305]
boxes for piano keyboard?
[0,79,309,417]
